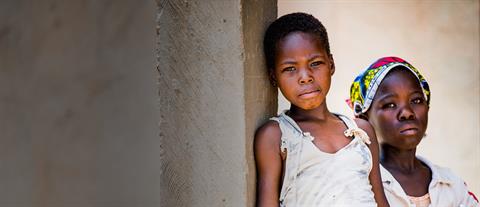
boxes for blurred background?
[0,0,159,206]
[278,0,480,194]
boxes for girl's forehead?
[275,32,327,60]
[278,32,323,49]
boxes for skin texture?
[254,32,389,207]
[366,68,431,197]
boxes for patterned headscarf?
[349,56,430,116]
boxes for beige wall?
[278,0,480,194]
[158,0,277,206]
[0,0,159,206]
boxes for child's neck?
[380,145,421,173]
[380,144,432,197]
[288,103,333,121]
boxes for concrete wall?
[243,0,279,205]
[0,0,159,206]
[158,0,276,206]
[278,0,480,194]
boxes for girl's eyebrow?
[376,90,424,101]
[279,60,296,65]
[409,90,424,95]
[309,54,325,60]
[376,93,395,102]
[279,54,326,65]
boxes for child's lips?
[299,90,321,98]
[399,127,418,136]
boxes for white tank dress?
[271,111,377,207]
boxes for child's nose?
[398,105,415,121]
[299,69,314,84]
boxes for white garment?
[381,156,479,207]
[271,111,377,207]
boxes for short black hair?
[263,12,332,73]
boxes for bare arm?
[254,121,283,207]
[356,118,390,207]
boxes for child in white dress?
[254,12,389,207]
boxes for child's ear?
[359,113,369,121]
[329,54,335,75]
[269,69,278,87]
[358,111,370,121]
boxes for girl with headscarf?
[348,56,478,207]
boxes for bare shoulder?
[353,117,379,149]
[255,120,282,148]
[354,118,375,139]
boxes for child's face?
[273,32,334,110]
[366,69,429,150]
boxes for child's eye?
[282,66,296,72]
[382,103,396,109]
[412,97,424,104]
[310,61,324,67]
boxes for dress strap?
[336,113,371,145]
[269,117,288,152]
[335,113,358,129]
[270,111,315,152]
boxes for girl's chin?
[293,99,325,110]
[297,103,322,110]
